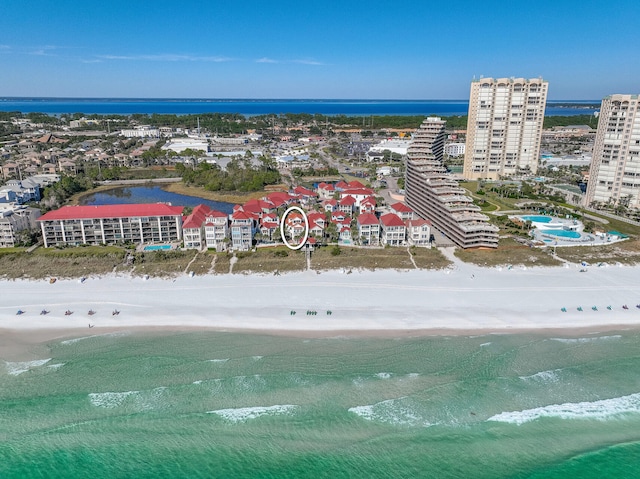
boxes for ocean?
[0,98,599,117]
[2,330,640,478]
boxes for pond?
[79,186,235,214]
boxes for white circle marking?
[280,206,310,250]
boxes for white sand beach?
[2,258,640,337]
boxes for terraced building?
[405,117,499,248]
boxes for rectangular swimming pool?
[143,244,172,251]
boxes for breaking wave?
[5,358,51,376]
[207,405,297,422]
[487,392,640,425]
[348,397,432,427]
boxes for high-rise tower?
[585,94,640,210]
[463,77,548,180]
[406,118,499,248]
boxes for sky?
[1,0,639,100]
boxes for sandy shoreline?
[2,257,640,346]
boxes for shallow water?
[2,330,640,478]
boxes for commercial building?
[37,204,184,247]
[463,77,548,180]
[406,118,499,248]
[585,94,640,210]
[120,126,161,138]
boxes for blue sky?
[1,0,639,99]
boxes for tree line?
[176,157,281,192]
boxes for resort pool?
[542,230,581,239]
[143,244,172,251]
[520,215,553,223]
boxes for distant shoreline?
[0,99,599,116]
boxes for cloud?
[98,53,231,62]
[28,45,59,56]
[255,57,324,66]
[292,59,324,66]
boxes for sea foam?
[207,405,297,422]
[549,335,622,344]
[5,358,51,376]
[348,397,432,427]
[487,392,640,425]
[60,331,130,345]
[519,369,561,382]
[89,390,138,408]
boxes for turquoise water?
[543,230,582,239]
[520,215,553,223]
[143,244,172,251]
[3,330,640,478]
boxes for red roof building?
[379,213,406,246]
[37,203,184,248]
[389,202,415,220]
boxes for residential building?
[357,213,380,246]
[445,143,466,157]
[204,210,230,250]
[230,210,254,251]
[307,212,326,239]
[338,195,356,214]
[585,94,640,210]
[379,213,406,246]
[0,204,41,248]
[389,202,415,221]
[405,218,432,247]
[463,77,548,180]
[1,162,19,179]
[182,204,212,250]
[258,213,279,242]
[359,196,377,214]
[37,204,184,247]
[317,182,336,199]
[339,187,374,207]
[406,118,499,248]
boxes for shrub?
[330,245,341,256]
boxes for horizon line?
[0,96,602,103]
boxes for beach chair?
[577,307,583,311]
[592,306,598,311]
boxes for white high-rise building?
[463,77,548,180]
[585,94,640,210]
[405,118,499,249]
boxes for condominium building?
[585,94,640,210]
[463,77,548,180]
[406,118,499,248]
[444,142,466,157]
[38,204,184,247]
[0,204,41,248]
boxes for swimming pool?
[143,244,172,251]
[519,215,553,223]
[542,229,581,239]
